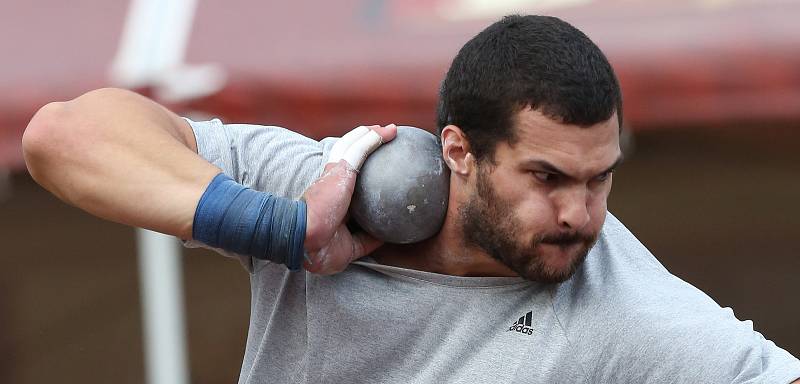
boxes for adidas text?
[508,324,534,335]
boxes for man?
[23,15,800,383]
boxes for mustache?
[537,231,595,245]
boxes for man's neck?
[370,214,518,277]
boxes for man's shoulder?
[559,212,676,301]
[551,213,800,381]
[551,212,721,343]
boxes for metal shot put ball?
[350,126,450,244]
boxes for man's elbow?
[22,100,72,184]
[22,88,125,181]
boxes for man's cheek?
[589,201,608,231]
[515,200,556,239]
[520,195,554,221]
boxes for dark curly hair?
[436,15,623,162]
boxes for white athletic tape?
[327,126,369,165]
[342,130,383,170]
[327,127,383,170]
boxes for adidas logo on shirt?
[508,311,534,335]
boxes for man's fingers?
[304,227,384,275]
[371,124,398,144]
[351,231,384,261]
[326,124,397,170]
[341,129,383,170]
[326,125,374,166]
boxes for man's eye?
[532,171,557,183]
[596,171,613,182]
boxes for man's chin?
[520,265,577,284]
[514,244,590,283]
[539,242,584,266]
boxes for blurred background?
[1,0,798,382]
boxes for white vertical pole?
[110,1,200,383]
[136,229,189,384]
[110,0,199,88]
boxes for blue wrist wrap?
[192,173,306,271]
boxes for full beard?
[459,168,597,284]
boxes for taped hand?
[302,124,397,274]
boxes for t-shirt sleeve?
[181,117,337,272]
[595,292,800,383]
[554,213,800,383]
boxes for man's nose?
[556,186,590,231]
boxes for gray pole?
[136,229,189,384]
[110,0,205,383]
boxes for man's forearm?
[22,88,220,239]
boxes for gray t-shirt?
[185,118,800,383]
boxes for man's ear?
[441,125,476,176]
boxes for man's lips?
[540,232,592,246]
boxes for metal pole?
[111,0,200,383]
[110,0,199,88]
[136,229,189,384]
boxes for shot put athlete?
[23,15,800,383]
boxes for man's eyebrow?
[523,154,624,179]
[528,160,568,176]
[601,154,625,175]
